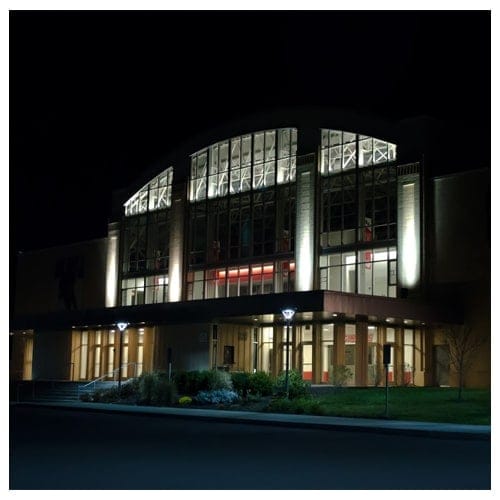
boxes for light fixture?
[282,308,296,321]
[117,322,129,332]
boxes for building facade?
[11,108,490,388]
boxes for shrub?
[119,380,139,399]
[275,370,310,399]
[329,365,353,387]
[93,386,121,403]
[231,372,251,397]
[151,372,176,405]
[138,372,156,404]
[79,392,92,402]
[178,396,192,406]
[249,371,274,396]
[174,370,211,395]
[138,371,176,405]
[195,389,240,405]
[208,369,233,391]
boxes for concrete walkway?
[12,400,491,440]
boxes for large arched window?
[189,128,297,202]
[124,167,174,216]
[320,130,396,175]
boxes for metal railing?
[77,362,139,399]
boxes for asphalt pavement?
[11,400,491,440]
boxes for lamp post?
[281,308,296,398]
[116,322,129,388]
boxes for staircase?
[11,380,119,403]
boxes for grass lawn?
[267,387,490,425]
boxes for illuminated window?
[124,167,173,216]
[319,248,396,297]
[94,331,102,378]
[190,129,297,202]
[187,261,295,300]
[320,129,396,175]
[79,331,88,380]
[137,329,144,376]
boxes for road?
[10,405,490,490]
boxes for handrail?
[77,362,139,398]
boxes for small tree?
[444,324,486,401]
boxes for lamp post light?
[281,308,296,398]
[116,322,129,388]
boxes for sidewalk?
[12,400,491,440]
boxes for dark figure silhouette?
[55,256,84,310]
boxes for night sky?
[10,10,491,258]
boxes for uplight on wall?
[105,228,119,307]
[398,176,420,289]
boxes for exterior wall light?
[281,308,296,398]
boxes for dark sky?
[10,10,491,257]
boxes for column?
[312,323,322,384]
[394,327,404,386]
[105,222,120,307]
[295,155,315,291]
[355,319,368,386]
[168,183,186,302]
[272,325,282,378]
[376,325,385,386]
[334,323,345,366]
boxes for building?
[10,107,491,388]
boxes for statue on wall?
[54,255,84,310]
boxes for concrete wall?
[155,324,211,372]
[32,329,72,380]
[431,169,489,285]
[15,239,108,315]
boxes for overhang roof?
[11,290,462,332]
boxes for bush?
[79,392,92,402]
[275,370,310,399]
[231,372,251,397]
[174,369,233,395]
[93,386,121,403]
[178,396,192,406]
[119,380,139,399]
[138,371,176,405]
[174,370,211,395]
[138,372,156,404]
[195,389,240,405]
[329,365,353,387]
[249,371,274,396]
[208,369,233,391]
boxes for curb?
[11,401,491,441]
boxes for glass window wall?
[320,129,396,175]
[124,167,173,216]
[190,128,297,202]
[320,247,396,297]
[188,261,294,301]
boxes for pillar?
[394,327,404,386]
[312,323,322,384]
[355,319,368,386]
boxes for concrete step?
[12,380,122,402]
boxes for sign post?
[383,343,391,418]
